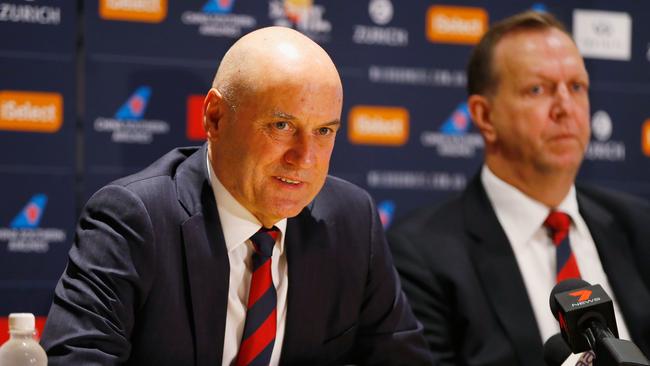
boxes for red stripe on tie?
[235,309,277,366]
[557,254,581,282]
[247,259,272,308]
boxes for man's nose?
[284,134,316,168]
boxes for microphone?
[549,279,650,366]
[544,333,572,366]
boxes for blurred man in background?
[388,10,650,365]
[41,26,431,365]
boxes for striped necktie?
[235,227,279,366]
[544,211,594,365]
[544,211,582,283]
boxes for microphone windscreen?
[543,333,572,366]
[549,278,590,319]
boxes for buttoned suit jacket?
[387,175,650,366]
[41,145,432,365]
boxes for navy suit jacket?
[41,145,432,365]
[388,175,650,366]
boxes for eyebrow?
[272,111,297,120]
[323,119,341,128]
[272,112,341,127]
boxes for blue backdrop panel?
[0,173,75,316]
[84,0,265,60]
[0,57,76,170]
[82,59,213,197]
[579,90,650,197]
[0,0,77,55]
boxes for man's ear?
[468,94,497,144]
[203,88,224,140]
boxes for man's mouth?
[275,176,302,185]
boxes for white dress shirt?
[481,165,630,343]
[207,155,288,366]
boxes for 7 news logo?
[569,289,601,307]
[93,86,169,144]
[420,102,484,158]
[0,194,66,253]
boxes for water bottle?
[0,313,47,366]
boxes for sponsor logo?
[569,289,592,302]
[642,119,650,157]
[99,0,167,23]
[0,1,61,25]
[186,94,206,141]
[0,194,66,253]
[93,86,169,144]
[573,9,631,61]
[269,0,332,42]
[367,170,466,191]
[181,0,256,38]
[348,105,409,146]
[420,102,484,158]
[377,200,395,229]
[368,65,466,87]
[0,90,63,133]
[426,5,487,45]
[368,0,391,25]
[585,110,625,161]
[352,0,408,47]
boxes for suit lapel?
[280,209,334,364]
[579,192,650,349]
[177,145,230,366]
[463,177,544,364]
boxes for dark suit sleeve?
[41,185,156,365]
[387,227,457,366]
[350,197,434,366]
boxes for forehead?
[492,28,587,81]
[236,79,343,122]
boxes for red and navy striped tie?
[235,227,279,366]
[544,211,581,283]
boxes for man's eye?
[530,85,543,95]
[274,121,289,130]
[317,127,333,136]
[571,82,587,93]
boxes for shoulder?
[312,175,375,213]
[577,183,650,219]
[85,146,202,213]
[110,146,201,191]
[388,192,465,240]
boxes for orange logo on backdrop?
[99,0,167,23]
[569,289,593,302]
[0,91,63,133]
[642,119,650,157]
[348,106,409,146]
[186,94,206,141]
[426,5,488,45]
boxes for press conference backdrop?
[1,0,649,339]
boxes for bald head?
[213,26,342,109]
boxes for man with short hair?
[388,11,650,365]
[42,26,432,365]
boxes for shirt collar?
[206,152,287,254]
[481,165,583,247]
